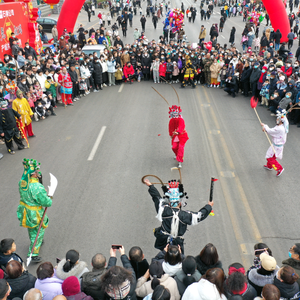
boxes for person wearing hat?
[62,276,92,300]
[0,279,11,300]
[247,253,278,295]
[0,99,27,154]
[143,179,213,254]
[17,159,52,262]
[12,89,35,138]
[261,110,289,176]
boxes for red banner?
[0,2,30,57]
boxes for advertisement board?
[0,2,30,56]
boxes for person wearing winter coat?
[141,53,151,80]
[282,244,300,286]
[151,57,160,83]
[247,253,279,296]
[133,28,140,41]
[182,268,227,300]
[100,56,108,86]
[195,243,223,276]
[273,266,299,299]
[81,254,107,300]
[250,62,261,97]
[229,27,236,46]
[247,26,255,48]
[152,245,184,277]
[210,59,221,87]
[62,276,93,300]
[107,56,116,86]
[35,262,63,300]
[100,246,137,300]
[135,261,180,300]
[174,256,201,296]
[6,260,36,300]
[56,250,89,285]
[123,62,135,83]
[0,239,23,269]
[199,26,206,43]
[128,247,149,281]
[274,29,282,51]
[92,58,103,91]
[224,263,257,300]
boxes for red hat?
[62,276,80,296]
[262,66,268,70]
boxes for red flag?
[16,119,30,148]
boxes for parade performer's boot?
[30,256,42,263]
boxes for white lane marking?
[118,83,124,93]
[87,126,107,161]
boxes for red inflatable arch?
[262,0,289,43]
[57,0,85,37]
[57,0,290,43]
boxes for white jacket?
[36,74,46,92]
[100,60,108,72]
[80,66,91,79]
[182,279,227,300]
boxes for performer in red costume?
[169,105,189,168]
[58,67,73,106]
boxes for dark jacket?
[24,46,37,59]
[130,259,149,280]
[274,30,282,44]
[247,268,277,296]
[174,269,201,296]
[0,252,23,269]
[100,255,137,300]
[68,69,78,83]
[141,56,151,74]
[282,258,300,286]
[224,282,257,300]
[240,66,252,83]
[194,255,223,275]
[7,271,36,300]
[229,28,236,43]
[81,269,107,300]
[0,109,20,136]
[273,276,299,299]
[250,68,261,84]
[93,62,103,83]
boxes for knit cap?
[62,276,80,296]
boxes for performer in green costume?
[17,159,52,262]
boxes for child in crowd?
[172,61,179,83]
[219,65,228,88]
[260,78,270,107]
[45,76,57,107]
[115,64,123,85]
[25,91,35,109]
[34,81,43,102]
[136,62,143,82]
[159,58,166,82]
[35,100,47,120]
[41,94,56,116]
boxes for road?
[1,0,299,274]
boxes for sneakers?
[213,85,216,88]
[9,150,15,155]
[263,165,273,171]
[94,89,99,93]
[103,83,107,87]
[210,84,213,87]
[270,113,276,116]
[276,168,284,177]
[73,98,76,102]
[51,112,57,116]
[178,162,182,168]
[31,256,42,263]
[0,139,4,145]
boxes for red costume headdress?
[169,105,182,118]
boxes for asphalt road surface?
[1,0,299,273]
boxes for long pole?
[26,207,48,266]
[253,107,276,154]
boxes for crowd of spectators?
[0,239,300,300]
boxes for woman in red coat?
[123,62,135,83]
[169,105,189,168]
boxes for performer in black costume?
[0,99,26,154]
[143,178,213,254]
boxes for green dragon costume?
[17,159,52,258]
